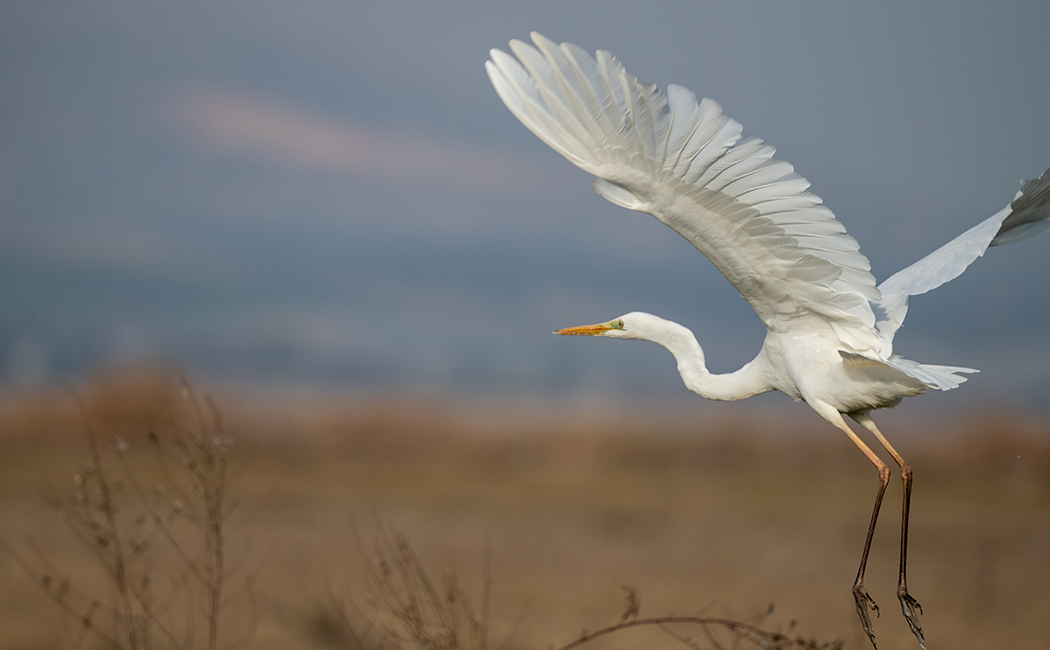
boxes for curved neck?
[649,321,772,402]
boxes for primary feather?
[874,167,1050,354]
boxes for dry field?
[2,370,1049,649]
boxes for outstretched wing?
[486,32,881,350]
[875,167,1050,355]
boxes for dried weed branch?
[555,611,842,650]
[333,523,839,650]
[332,521,489,650]
[5,379,260,650]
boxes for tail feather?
[884,357,978,391]
[841,350,977,391]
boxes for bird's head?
[554,311,709,394]
[554,312,667,341]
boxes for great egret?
[486,32,1050,649]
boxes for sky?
[2,0,1050,415]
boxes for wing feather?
[874,166,1050,355]
[487,33,881,345]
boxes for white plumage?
[487,32,1050,649]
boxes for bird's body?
[764,318,924,411]
[487,32,1050,649]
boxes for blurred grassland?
[2,369,1050,649]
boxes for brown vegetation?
[2,369,1049,649]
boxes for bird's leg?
[853,414,926,650]
[835,419,890,649]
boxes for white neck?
[643,319,772,402]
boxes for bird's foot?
[852,582,880,648]
[898,588,925,649]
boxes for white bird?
[486,32,1050,649]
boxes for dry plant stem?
[2,395,177,650]
[205,426,226,650]
[3,542,124,649]
[480,538,491,650]
[71,391,142,650]
[346,521,840,650]
[350,519,486,650]
[553,615,841,650]
[325,577,398,650]
[37,493,188,650]
[175,383,232,650]
[11,378,258,650]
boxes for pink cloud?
[169,87,543,193]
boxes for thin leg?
[852,413,926,650]
[825,413,890,649]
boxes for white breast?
[761,320,925,414]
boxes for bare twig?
[341,518,487,650]
[480,537,491,650]
[553,615,842,650]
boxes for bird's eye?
[614,319,625,329]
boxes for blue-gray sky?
[3,1,1049,413]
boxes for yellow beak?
[554,322,614,336]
